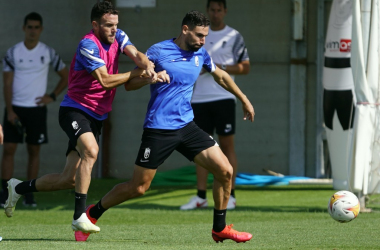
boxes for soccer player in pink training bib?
[4,1,168,239]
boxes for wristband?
[49,93,56,101]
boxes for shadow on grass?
[9,186,186,211]
[150,184,334,191]
[115,203,328,213]
[234,185,334,191]
[10,181,339,213]
[16,199,380,213]
[1,238,143,242]
[1,239,72,242]
[14,201,342,214]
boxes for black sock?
[15,179,38,195]
[231,189,235,198]
[89,200,108,220]
[73,192,87,220]
[1,179,9,192]
[197,190,206,199]
[213,209,227,232]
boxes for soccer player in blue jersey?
[78,10,255,243]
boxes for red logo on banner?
[340,39,351,52]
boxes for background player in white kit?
[1,12,68,207]
[181,0,250,210]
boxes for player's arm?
[123,45,157,80]
[125,70,170,91]
[210,67,254,122]
[3,71,18,124]
[92,65,146,90]
[214,60,250,75]
[36,67,69,105]
[217,32,250,75]
[51,67,69,98]
[76,38,147,90]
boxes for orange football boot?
[212,224,252,243]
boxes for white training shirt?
[2,41,66,107]
[191,25,249,103]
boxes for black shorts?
[59,106,103,156]
[3,106,48,145]
[135,121,217,169]
[323,89,355,130]
[192,99,236,136]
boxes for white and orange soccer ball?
[327,190,360,223]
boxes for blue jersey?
[144,39,216,129]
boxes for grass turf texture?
[1,180,380,249]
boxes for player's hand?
[35,94,54,106]
[242,98,254,122]
[149,60,155,69]
[142,70,170,85]
[145,62,158,82]
[7,111,19,125]
[133,68,146,77]
[156,70,170,83]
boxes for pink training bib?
[68,31,120,115]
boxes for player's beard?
[99,31,114,45]
[186,41,202,52]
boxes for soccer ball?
[327,190,360,223]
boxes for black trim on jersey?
[324,57,351,68]
[237,46,247,63]
[54,55,61,71]
[4,57,14,71]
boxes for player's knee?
[133,184,149,197]
[81,146,99,161]
[220,165,233,183]
[3,145,17,156]
[27,146,40,156]
[57,174,75,189]
[136,185,147,196]
[63,178,75,189]
[226,168,233,182]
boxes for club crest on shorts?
[72,121,79,130]
[224,124,232,133]
[144,147,151,159]
[38,134,45,143]
[195,56,199,67]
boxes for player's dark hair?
[91,1,118,22]
[181,10,210,30]
[207,0,227,8]
[24,12,43,26]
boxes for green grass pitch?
[1,179,380,250]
